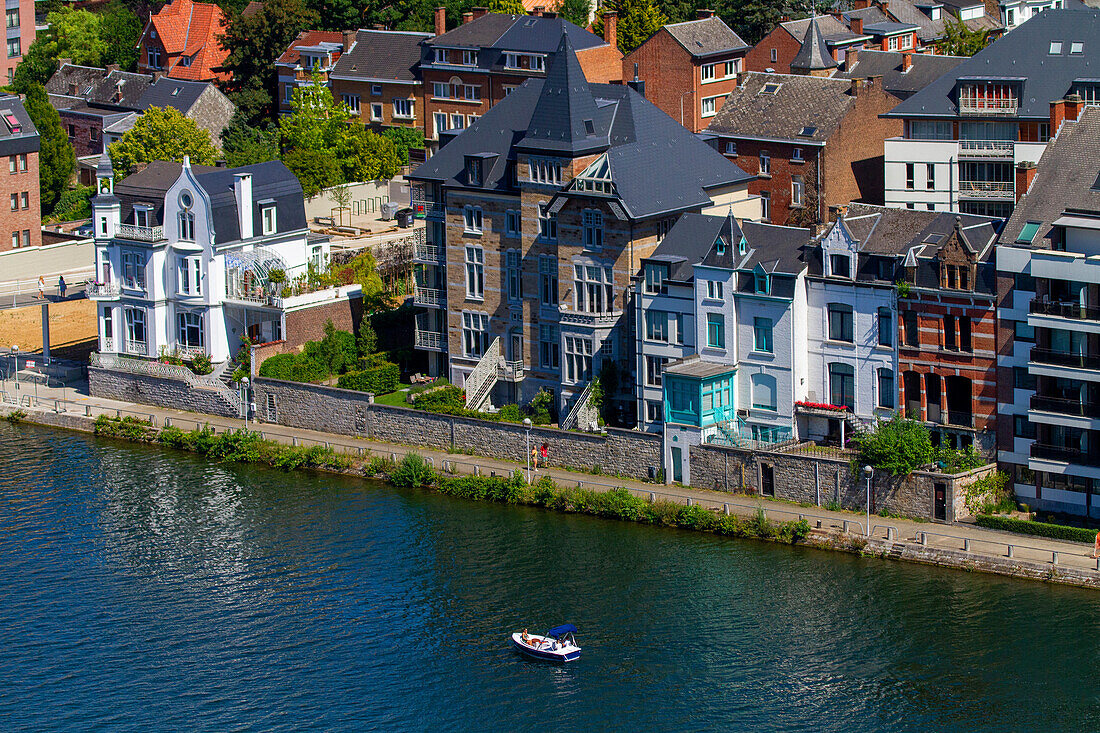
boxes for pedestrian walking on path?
[37,275,45,300]
[1092,531,1099,559]
[58,275,66,299]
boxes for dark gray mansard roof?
[704,72,857,143]
[427,13,606,53]
[662,17,749,57]
[1001,107,1100,248]
[331,30,431,82]
[134,78,210,112]
[836,50,966,99]
[0,95,39,157]
[115,160,306,244]
[411,36,752,220]
[886,9,1100,119]
[653,212,809,276]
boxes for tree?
[282,148,339,198]
[219,0,319,123]
[940,15,988,56]
[382,126,424,166]
[488,0,526,13]
[559,0,593,27]
[49,8,108,65]
[221,113,279,167]
[591,0,667,54]
[22,84,74,215]
[711,0,783,46]
[100,3,143,71]
[11,39,59,93]
[108,106,218,178]
[852,416,934,476]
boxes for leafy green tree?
[108,106,218,178]
[219,0,319,123]
[357,318,378,357]
[852,416,934,476]
[591,0,667,53]
[711,0,782,46]
[940,15,988,56]
[337,125,400,182]
[381,126,424,166]
[11,39,60,93]
[100,3,143,70]
[559,0,593,27]
[282,148,339,197]
[221,113,279,167]
[22,84,74,215]
[488,0,525,13]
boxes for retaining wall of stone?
[88,367,238,419]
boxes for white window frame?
[392,98,414,119]
[370,103,384,121]
[262,205,276,235]
[178,254,202,296]
[573,262,613,314]
[701,63,716,82]
[125,307,146,347]
[529,158,561,185]
[701,95,720,117]
[465,245,484,299]
[122,251,146,291]
[177,310,204,348]
[759,151,770,175]
[463,205,483,234]
[705,280,723,301]
[565,336,594,384]
[341,94,360,114]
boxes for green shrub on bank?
[153,424,350,471]
[389,453,436,488]
[852,416,933,476]
[974,514,1097,544]
[94,415,157,441]
[413,385,554,425]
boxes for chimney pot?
[462,11,473,24]
[902,51,912,71]
[434,6,446,35]
[851,17,863,34]
[603,11,618,48]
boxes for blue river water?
[0,422,1098,732]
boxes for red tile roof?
[276,30,345,66]
[146,0,229,82]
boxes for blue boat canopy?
[547,624,577,637]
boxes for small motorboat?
[511,624,581,662]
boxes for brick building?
[330,30,433,131]
[620,12,749,132]
[0,0,36,85]
[275,30,348,115]
[137,0,230,83]
[745,15,869,74]
[704,71,902,225]
[0,94,39,251]
[407,35,757,423]
[420,9,621,145]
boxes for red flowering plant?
[795,401,848,411]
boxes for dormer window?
[572,154,615,195]
[754,271,770,295]
[466,157,482,186]
[959,81,1018,114]
[716,237,726,256]
[941,264,971,290]
[134,205,151,228]
[462,49,477,66]
[530,55,544,72]
[738,236,746,255]
[262,204,276,235]
[643,263,667,294]
[1,112,19,134]
[433,48,447,64]
[829,254,851,278]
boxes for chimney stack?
[845,47,859,71]
[471,6,488,19]
[1050,98,1067,134]
[902,51,912,71]
[1065,93,1084,123]
[342,29,355,50]
[462,11,473,24]
[603,11,618,48]
[434,6,446,36]
[850,17,863,34]
[697,8,715,18]
[854,0,870,7]
[1015,162,1037,201]
[234,173,254,239]
[541,10,557,17]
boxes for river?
[0,423,1097,731]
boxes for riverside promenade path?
[5,376,1100,587]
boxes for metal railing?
[497,359,525,381]
[1030,395,1100,419]
[958,180,1015,199]
[465,337,501,410]
[959,99,1018,115]
[414,243,442,262]
[117,224,165,242]
[558,309,620,327]
[560,381,595,432]
[1029,347,1100,371]
[1031,443,1100,466]
[958,139,1015,157]
[414,329,444,350]
[414,287,443,307]
[1029,299,1100,322]
[224,289,283,308]
[86,282,120,298]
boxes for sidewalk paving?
[7,376,1100,578]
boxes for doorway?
[761,463,775,497]
[671,447,683,483]
[934,482,947,521]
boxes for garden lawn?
[371,380,444,407]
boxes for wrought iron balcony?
[1030,395,1100,419]
[958,140,1015,158]
[117,224,166,242]
[1029,298,1100,322]
[86,281,120,298]
[958,180,1015,199]
[414,287,444,307]
[1030,347,1100,371]
[959,99,1018,115]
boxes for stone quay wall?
[88,367,238,419]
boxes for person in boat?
[521,629,530,644]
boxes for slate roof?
[704,72,857,143]
[0,95,39,157]
[887,8,1099,119]
[665,356,736,378]
[792,16,839,71]
[145,0,229,81]
[863,20,920,33]
[276,30,344,66]
[1001,107,1100,248]
[46,64,152,109]
[135,78,210,112]
[649,212,733,281]
[428,13,606,53]
[782,15,868,45]
[836,49,966,99]
[331,30,431,82]
[410,36,751,220]
[114,160,306,244]
[662,17,749,57]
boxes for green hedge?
[337,360,400,394]
[974,514,1097,543]
[258,352,328,383]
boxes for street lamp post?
[523,417,532,483]
[240,377,250,430]
[10,344,18,387]
[863,465,874,538]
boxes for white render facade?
[88,156,327,364]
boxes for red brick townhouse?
[329,30,433,131]
[275,30,348,115]
[420,9,621,144]
[136,0,229,83]
[0,0,37,85]
[745,15,869,74]
[704,70,901,226]
[620,11,749,132]
[0,95,39,250]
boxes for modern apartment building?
[87,156,328,363]
[997,105,1100,516]
[0,94,39,251]
[419,10,621,144]
[620,12,749,132]
[407,35,757,423]
[882,9,1100,217]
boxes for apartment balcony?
[116,224,166,243]
[223,288,283,309]
[1029,298,1100,322]
[414,329,446,351]
[1029,347,1100,371]
[558,308,621,327]
[86,281,120,299]
[410,187,445,221]
[1031,443,1100,467]
[414,286,444,308]
[957,180,1015,199]
[125,341,148,356]
[959,99,1018,115]
[413,242,444,263]
[1030,395,1100,419]
[944,411,974,428]
[958,140,1015,159]
[174,345,206,360]
[497,359,525,382]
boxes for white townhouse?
[88,155,329,364]
[803,212,899,442]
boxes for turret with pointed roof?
[791,17,838,77]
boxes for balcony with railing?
[175,345,206,360]
[1029,347,1100,371]
[87,281,120,299]
[958,180,1015,199]
[414,287,444,307]
[1030,395,1100,419]
[958,140,1015,158]
[117,224,166,242]
[414,242,443,263]
[1031,443,1100,466]
[125,341,148,356]
[1029,298,1100,322]
[102,336,114,352]
[414,329,445,351]
[410,187,445,220]
[959,94,1018,116]
[558,308,621,327]
[497,359,525,381]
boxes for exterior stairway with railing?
[465,338,501,411]
[560,382,598,432]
